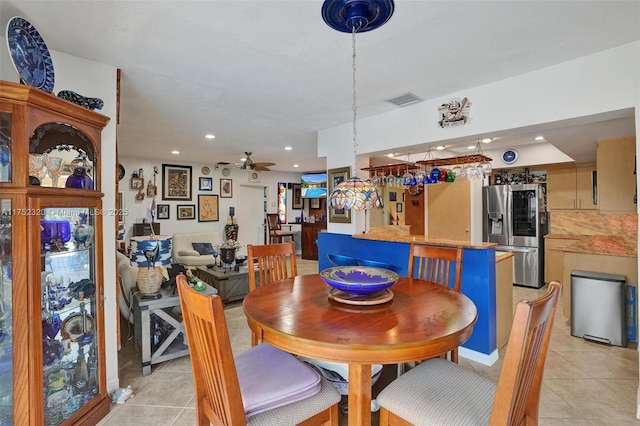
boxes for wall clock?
[501,149,518,164]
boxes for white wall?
[1,40,120,391]
[318,41,640,234]
[119,156,303,255]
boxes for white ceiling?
[1,1,639,172]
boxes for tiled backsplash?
[550,211,638,236]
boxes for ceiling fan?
[239,152,275,171]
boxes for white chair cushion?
[377,358,497,426]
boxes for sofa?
[172,231,222,267]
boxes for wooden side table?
[133,284,217,375]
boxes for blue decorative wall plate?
[6,16,55,93]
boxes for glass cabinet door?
[0,112,11,183]
[41,207,97,425]
[0,201,11,425]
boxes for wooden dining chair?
[247,241,297,345]
[407,243,463,363]
[408,243,463,291]
[377,281,562,426]
[266,213,295,244]
[177,275,340,426]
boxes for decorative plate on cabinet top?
[6,16,55,93]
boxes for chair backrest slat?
[177,275,247,425]
[489,281,561,425]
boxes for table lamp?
[130,235,172,299]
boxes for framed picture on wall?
[162,164,192,200]
[199,177,213,191]
[220,178,232,198]
[117,192,124,223]
[177,204,195,220]
[310,198,320,209]
[292,183,302,209]
[198,194,219,222]
[157,204,170,220]
[328,167,351,223]
[277,182,287,224]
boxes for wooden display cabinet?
[0,81,110,425]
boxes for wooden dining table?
[242,274,478,426]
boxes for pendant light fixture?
[324,0,394,212]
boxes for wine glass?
[29,154,45,182]
[212,250,219,268]
[386,170,395,188]
[45,156,64,188]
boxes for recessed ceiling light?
[387,153,395,157]
[534,136,545,141]
[435,145,445,150]
[205,134,215,139]
[293,164,299,168]
[467,145,475,150]
[284,146,293,151]
[171,150,180,155]
[481,138,492,143]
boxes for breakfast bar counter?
[318,231,504,365]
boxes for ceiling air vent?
[385,92,423,107]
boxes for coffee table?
[195,265,256,303]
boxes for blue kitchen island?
[318,231,502,365]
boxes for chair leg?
[251,332,259,347]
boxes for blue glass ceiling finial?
[322,0,395,33]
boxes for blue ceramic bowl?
[320,266,399,296]
[357,259,391,270]
[327,253,358,267]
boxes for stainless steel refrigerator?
[482,184,549,288]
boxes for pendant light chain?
[351,25,358,177]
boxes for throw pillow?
[192,242,215,255]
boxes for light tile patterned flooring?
[99,259,640,425]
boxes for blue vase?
[65,166,94,190]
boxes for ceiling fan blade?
[254,165,271,171]
[253,162,275,167]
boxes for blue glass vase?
[65,166,93,190]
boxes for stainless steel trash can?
[571,270,627,347]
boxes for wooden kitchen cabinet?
[597,136,636,212]
[0,81,110,425]
[544,236,580,284]
[301,221,326,260]
[547,166,597,210]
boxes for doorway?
[237,184,267,253]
